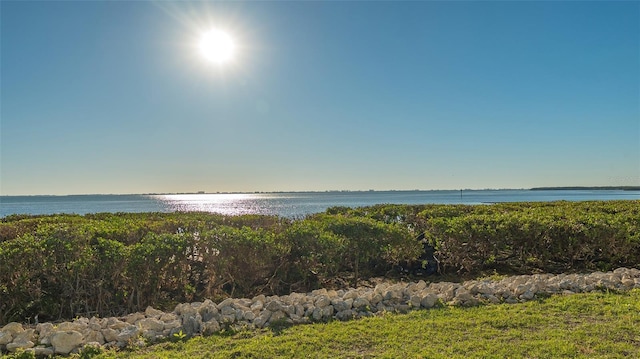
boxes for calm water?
[1,190,639,218]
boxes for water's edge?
[3,190,639,218]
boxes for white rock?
[493,285,512,299]
[384,289,403,302]
[137,318,165,332]
[218,298,236,309]
[315,295,331,308]
[283,305,296,315]
[251,300,264,312]
[514,284,531,297]
[190,302,204,312]
[83,329,105,345]
[321,306,334,318]
[163,319,182,330]
[312,308,323,321]
[145,306,165,319]
[352,298,370,309]
[0,331,14,345]
[343,290,359,300]
[437,289,455,303]
[520,291,535,301]
[265,300,283,312]
[6,338,35,352]
[483,294,501,304]
[235,309,246,321]
[101,328,118,343]
[336,310,354,321]
[51,331,84,355]
[160,312,178,322]
[2,322,24,336]
[182,313,203,335]
[468,282,493,295]
[410,295,422,308]
[621,278,635,288]
[11,328,35,344]
[244,311,256,321]
[420,293,438,308]
[202,320,221,335]
[311,288,328,296]
[252,294,266,303]
[34,346,55,356]
[370,293,383,305]
[116,325,139,343]
[89,316,106,329]
[332,300,350,312]
[174,303,197,316]
[374,283,389,294]
[450,290,478,306]
[57,321,87,332]
[106,318,128,330]
[220,306,236,316]
[304,305,316,317]
[124,312,145,324]
[253,311,272,328]
[269,310,287,323]
[199,301,219,321]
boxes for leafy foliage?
[0,211,419,324]
[1,200,638,325]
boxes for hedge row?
[0,212,420,324]
[1,200,638,325]
[331,200,640,273]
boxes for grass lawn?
[85,289,640,359]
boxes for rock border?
[2,267,639,356]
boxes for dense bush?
[332,201,640,274]
[0,212,420,324]
[1,200,638,325]
[422,202,640,274]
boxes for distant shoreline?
[530,186,640,191]
[2,186,640,197]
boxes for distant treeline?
[530,186,640,191]
[1,200,639,325]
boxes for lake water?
[1,190,638,218]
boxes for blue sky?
[1,1,638,195]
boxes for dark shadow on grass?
[267,318,295,336]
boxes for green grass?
[84,289,640,359]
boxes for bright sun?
[199,29,236,64]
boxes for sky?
[1,1,639,195]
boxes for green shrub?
[1,201,638,325]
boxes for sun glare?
[199,29,236,64]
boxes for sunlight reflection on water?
[151,190,640,218]
[152,193,301,217]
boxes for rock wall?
[2,267,639,356]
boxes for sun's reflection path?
[151,193,294,216]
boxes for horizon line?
[2,185,640,197]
